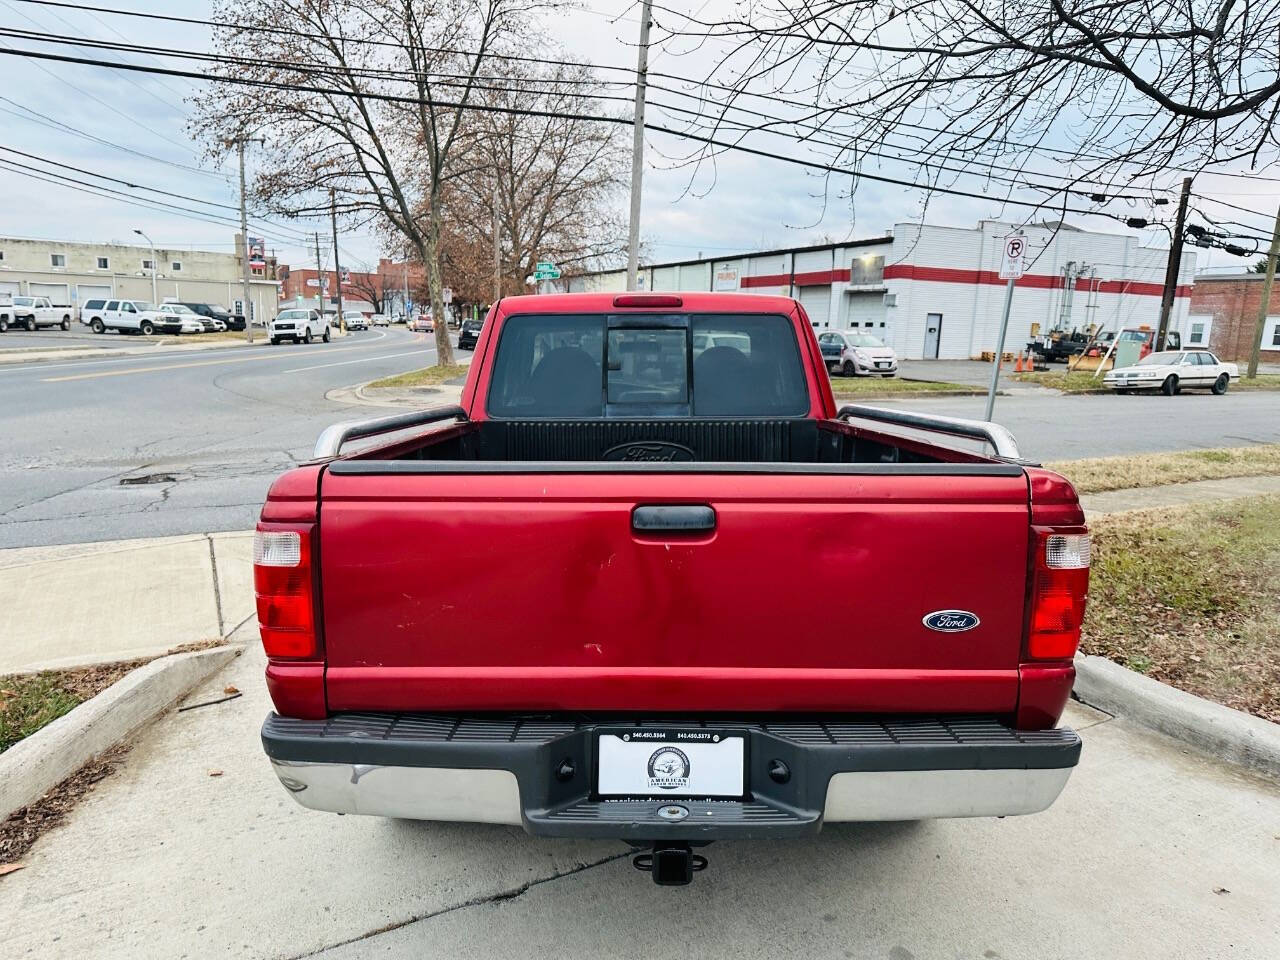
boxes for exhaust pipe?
[632,842,708,886]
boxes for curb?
[1073,653,1280,779]
[0,645,243,821]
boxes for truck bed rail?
[837,404,1022,460]
[312,405,468,460]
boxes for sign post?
[985,232,1026,423]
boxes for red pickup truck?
[257,292,1088,885]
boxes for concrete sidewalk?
[2,642,1276,959]
[0,531,253,674]
[1080,473,1280,516]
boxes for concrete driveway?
[1,643,1276,959]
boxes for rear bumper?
[262,713,1080,839]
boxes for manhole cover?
[119,473,178,486]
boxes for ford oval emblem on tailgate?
[923,610,981,632]
[603,441,695,462]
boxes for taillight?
[612,294,683,308]
[1028,530,1090,660]
[254,525,316,659]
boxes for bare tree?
[438,59,629,296]
[192,0,544,365]
[655,2,1280,208]
[344,266,392,315]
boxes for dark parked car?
[176,301,244,331]
[458,318,483,350]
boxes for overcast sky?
[0,0,1275,277]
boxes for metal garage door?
[29,282,70,304]
[0,281,19,299]
[76,283,112,305]
[798,285,831,328]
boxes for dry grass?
[828,376,980,397]
[1083,495,1280,722]
[1234,374,1280,390]
[367,363,470,389]
[1046,443,1280,494]
[1012,370,1110,393]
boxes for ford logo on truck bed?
[922,610,981,632]
[603,441,696,462]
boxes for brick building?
[1187,272,1280,363]
[277,258,426,315]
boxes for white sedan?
[1104,349,1238,396]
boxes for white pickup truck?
[0,296,74,332]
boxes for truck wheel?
[0,318,7,332]
[91,318,105,334]
[322,327,331,343]
[303,328,313,344]
[140,320,155,336]
[841,359,856,377]
[1161,375,1179,396]
[1212,373,1229,395]
[270,337,280,345]
[24,317,36,332]
[61,317,71,331]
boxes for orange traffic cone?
[1014,351,1024,373]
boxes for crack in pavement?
[284,849,633,959]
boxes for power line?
[0,42,1179,224]
[12,0,1280,188]
[0,96,230,180]
[0,22,1169,203]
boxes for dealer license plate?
[596,729,746,798]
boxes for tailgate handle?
[632,505,716,533]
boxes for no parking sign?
[999,234,1027,279]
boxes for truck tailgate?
[318,469,1030,713]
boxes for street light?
[134,229,157,305]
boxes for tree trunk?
[423,205,455,366]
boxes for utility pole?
[330,189,345,333]
[314,231,325,319]
[402,259,409,321]
[624,0,653,291]
[492,179,502,303]
[1247,201,1280,379]
[233,138,256,342]
[1156,176,1193,350]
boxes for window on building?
[50,253,66,267]
[1272,327,1280,348]
[1188,322,1205,344]
[0,250,5,262]
[97,256,110,270]
[171,261,182,272]
[142,259,155,271]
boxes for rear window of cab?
[486,313,809,419]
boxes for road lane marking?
[10,329,394,378]
[40,340,391,382]
[280,348,437,374]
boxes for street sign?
[534,261,560,280]
[442,286,453,304]
[998,233,1027,280]
[536,261,554,272]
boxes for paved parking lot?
[2,643,1276,959]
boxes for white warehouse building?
[563,220,1196,360]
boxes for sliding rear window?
[486,313,808,418]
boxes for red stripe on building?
[740,269,851,288]
[881,264,1189,298]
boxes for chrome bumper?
[263,713,1079,837]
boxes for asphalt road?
[0,327,448,548]
[1,336,1277,549]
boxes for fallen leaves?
[208,770,224,778]
[0,862,25,877]
[223,686,239,695]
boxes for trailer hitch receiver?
[632,842,708,886]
